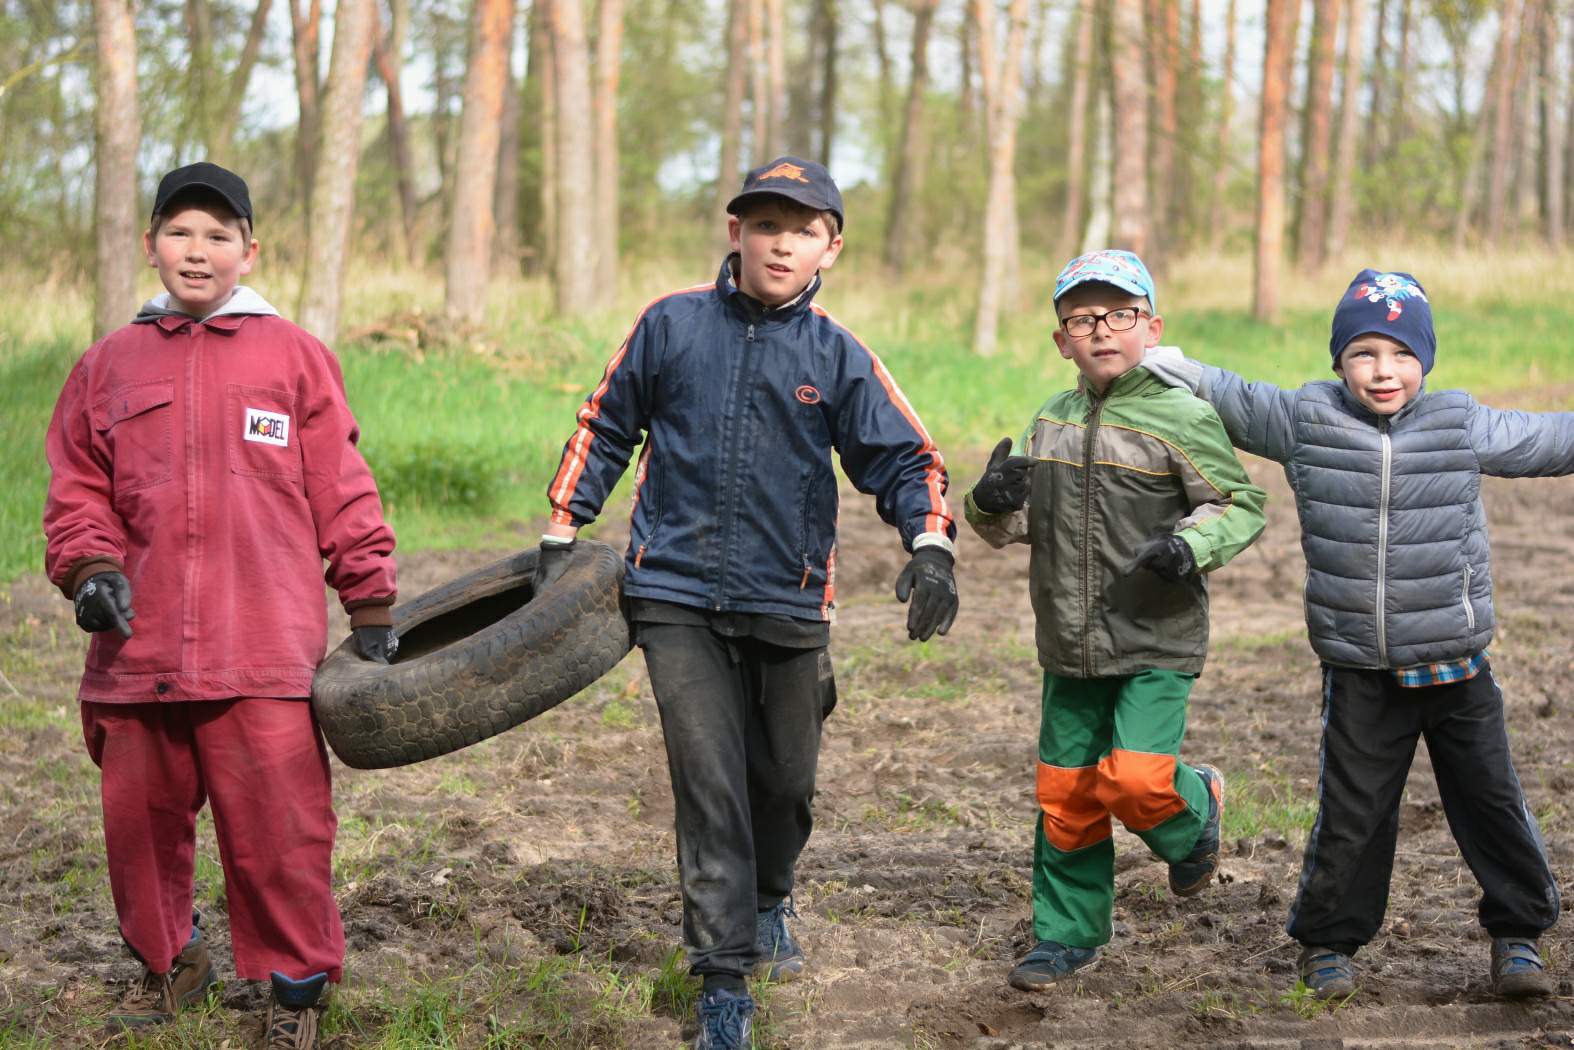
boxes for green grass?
[5,250,1574,584]
[1220,765,1320,841]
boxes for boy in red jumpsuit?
[42,163,397,1049]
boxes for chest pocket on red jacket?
[226,384,303,482]
[92,379,175,497]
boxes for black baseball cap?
[726,156,844,232]
[152,162,254,225]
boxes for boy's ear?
[1052,327,1073,359]
[727,214,744,253]
[1143,313,1164,347]
[239,237,260,275]
[143,228,157,267]
[817,233,844,271]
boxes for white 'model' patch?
[244,407,290,447]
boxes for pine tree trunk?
[1295,0,1339,270]
[289,0,322,218]
[1060,0,1095,260]
[92,0,140,341]
[766,0,786,156]
[1541,0,1566,244]
[1084,79,1114,251]
[1110,0,1150,256]
[550,0,599,315]
[444,0,515,324]
[818,0,839,166]
[1513,0,1541,228]
[717,0,748,223]
[535,0,559,275]
[298,0,376,342]
[973,0,1030,357]
[1485,0,1524,243]
[493,32,522,275]
[1253,0,1298,322]
[1363,0,1388,168]
[185,0,213,156]
[1324,0,1364,261]
[1393,0,1412,143]
[884,0,938,272]
[748,0,769,164]
[213,0,272,162]
[1151,0,1179,260]
[1209,0,1236,250]
[372,1,419,265]
[594,0,622,293]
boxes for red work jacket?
[43,296,396,703]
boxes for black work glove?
[893,547,959,642]
[534,539,577,595]
[353,625,398,663]
[970,437,1034,514]
[74,571,135,638]
[1125,534,1197,583]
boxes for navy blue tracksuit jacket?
[547,258,955,622]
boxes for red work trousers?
[81,698,345,982]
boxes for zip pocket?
[1460,566,1473,632]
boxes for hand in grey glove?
[970,437,1035,515]
[353,625,398,663]
[894,547,959,641]
[534,539,577,595]
[74,571,135,638]
[1126,533,1197,582]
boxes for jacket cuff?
[912,532,956,557]
[63,558,124,599]
[345,595,395,628]
[1176,529,1212,574]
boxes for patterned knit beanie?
[1329,269,1435,374]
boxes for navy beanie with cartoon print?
[1329,270,1436,374]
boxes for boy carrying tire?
[540,156,958,1049]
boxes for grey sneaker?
[265,971,329,1049]
[106,929,215,1029]
[1490,937,1555,998]
[693,988,754,1050]
[754,897,804,982]
[1007,939,1099,991]
[1297,944,1356,999]
[1169,764,1224,896]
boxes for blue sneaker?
[1169,764,1224,896]
[754,897,805,981]
[1297,945,1356,999]
[693,988,754,1050]
[1008,939,1099,991]
[1491,937,1555,998]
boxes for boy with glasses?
[966,250,1266,990]
[1143,269,1567,999]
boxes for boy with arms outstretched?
[539,157,958,1049]
[966,250,1266,991]
[1144,270,1566,998]
[43,163,398,1049]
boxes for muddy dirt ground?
[5,458,1574,1049]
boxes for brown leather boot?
[264,971,329,1049]
[106,933,215,1029]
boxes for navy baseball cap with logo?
[726,156,845,232]
[152,162,254,225]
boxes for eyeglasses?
[1060,308,1149,338]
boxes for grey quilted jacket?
[1143,353,1574,668]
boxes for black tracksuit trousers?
[637,622,834,983]
[1286,661,1560,956]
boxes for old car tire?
[311,541,631,769]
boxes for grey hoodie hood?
[133,285,280,324]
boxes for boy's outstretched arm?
[1142,348,1298,463]
[1165,402,1269,573]
[43,359,129,600]
[828,331,958,640]
[1468,399,1574,477]
[964,429,1035,550]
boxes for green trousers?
[1031,669,1209,947]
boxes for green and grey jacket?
[966,367,1267,678]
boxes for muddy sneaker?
[754,897,805,982]
[1007,939,1099,991]
[693,988,754,1050]
[106,929,215,1029]
[265,971,329,1049]
[1491,937,1556,998]
[1297,944,1356,999]
[1169,764,1224,896]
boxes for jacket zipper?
[1461,564,1475,631]
[712,321,756,609]
[1080,392,1107,677]
[1375,419,1392,665]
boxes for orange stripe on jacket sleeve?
[811,304,952,537]
[546,284,709,523]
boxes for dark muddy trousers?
[1286,662,1559,956]
[638,623,832,982]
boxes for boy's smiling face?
[728,198,843,307]
[1334,334,1423,415]
[144,200,258,317]
[1052,284,1163,393]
